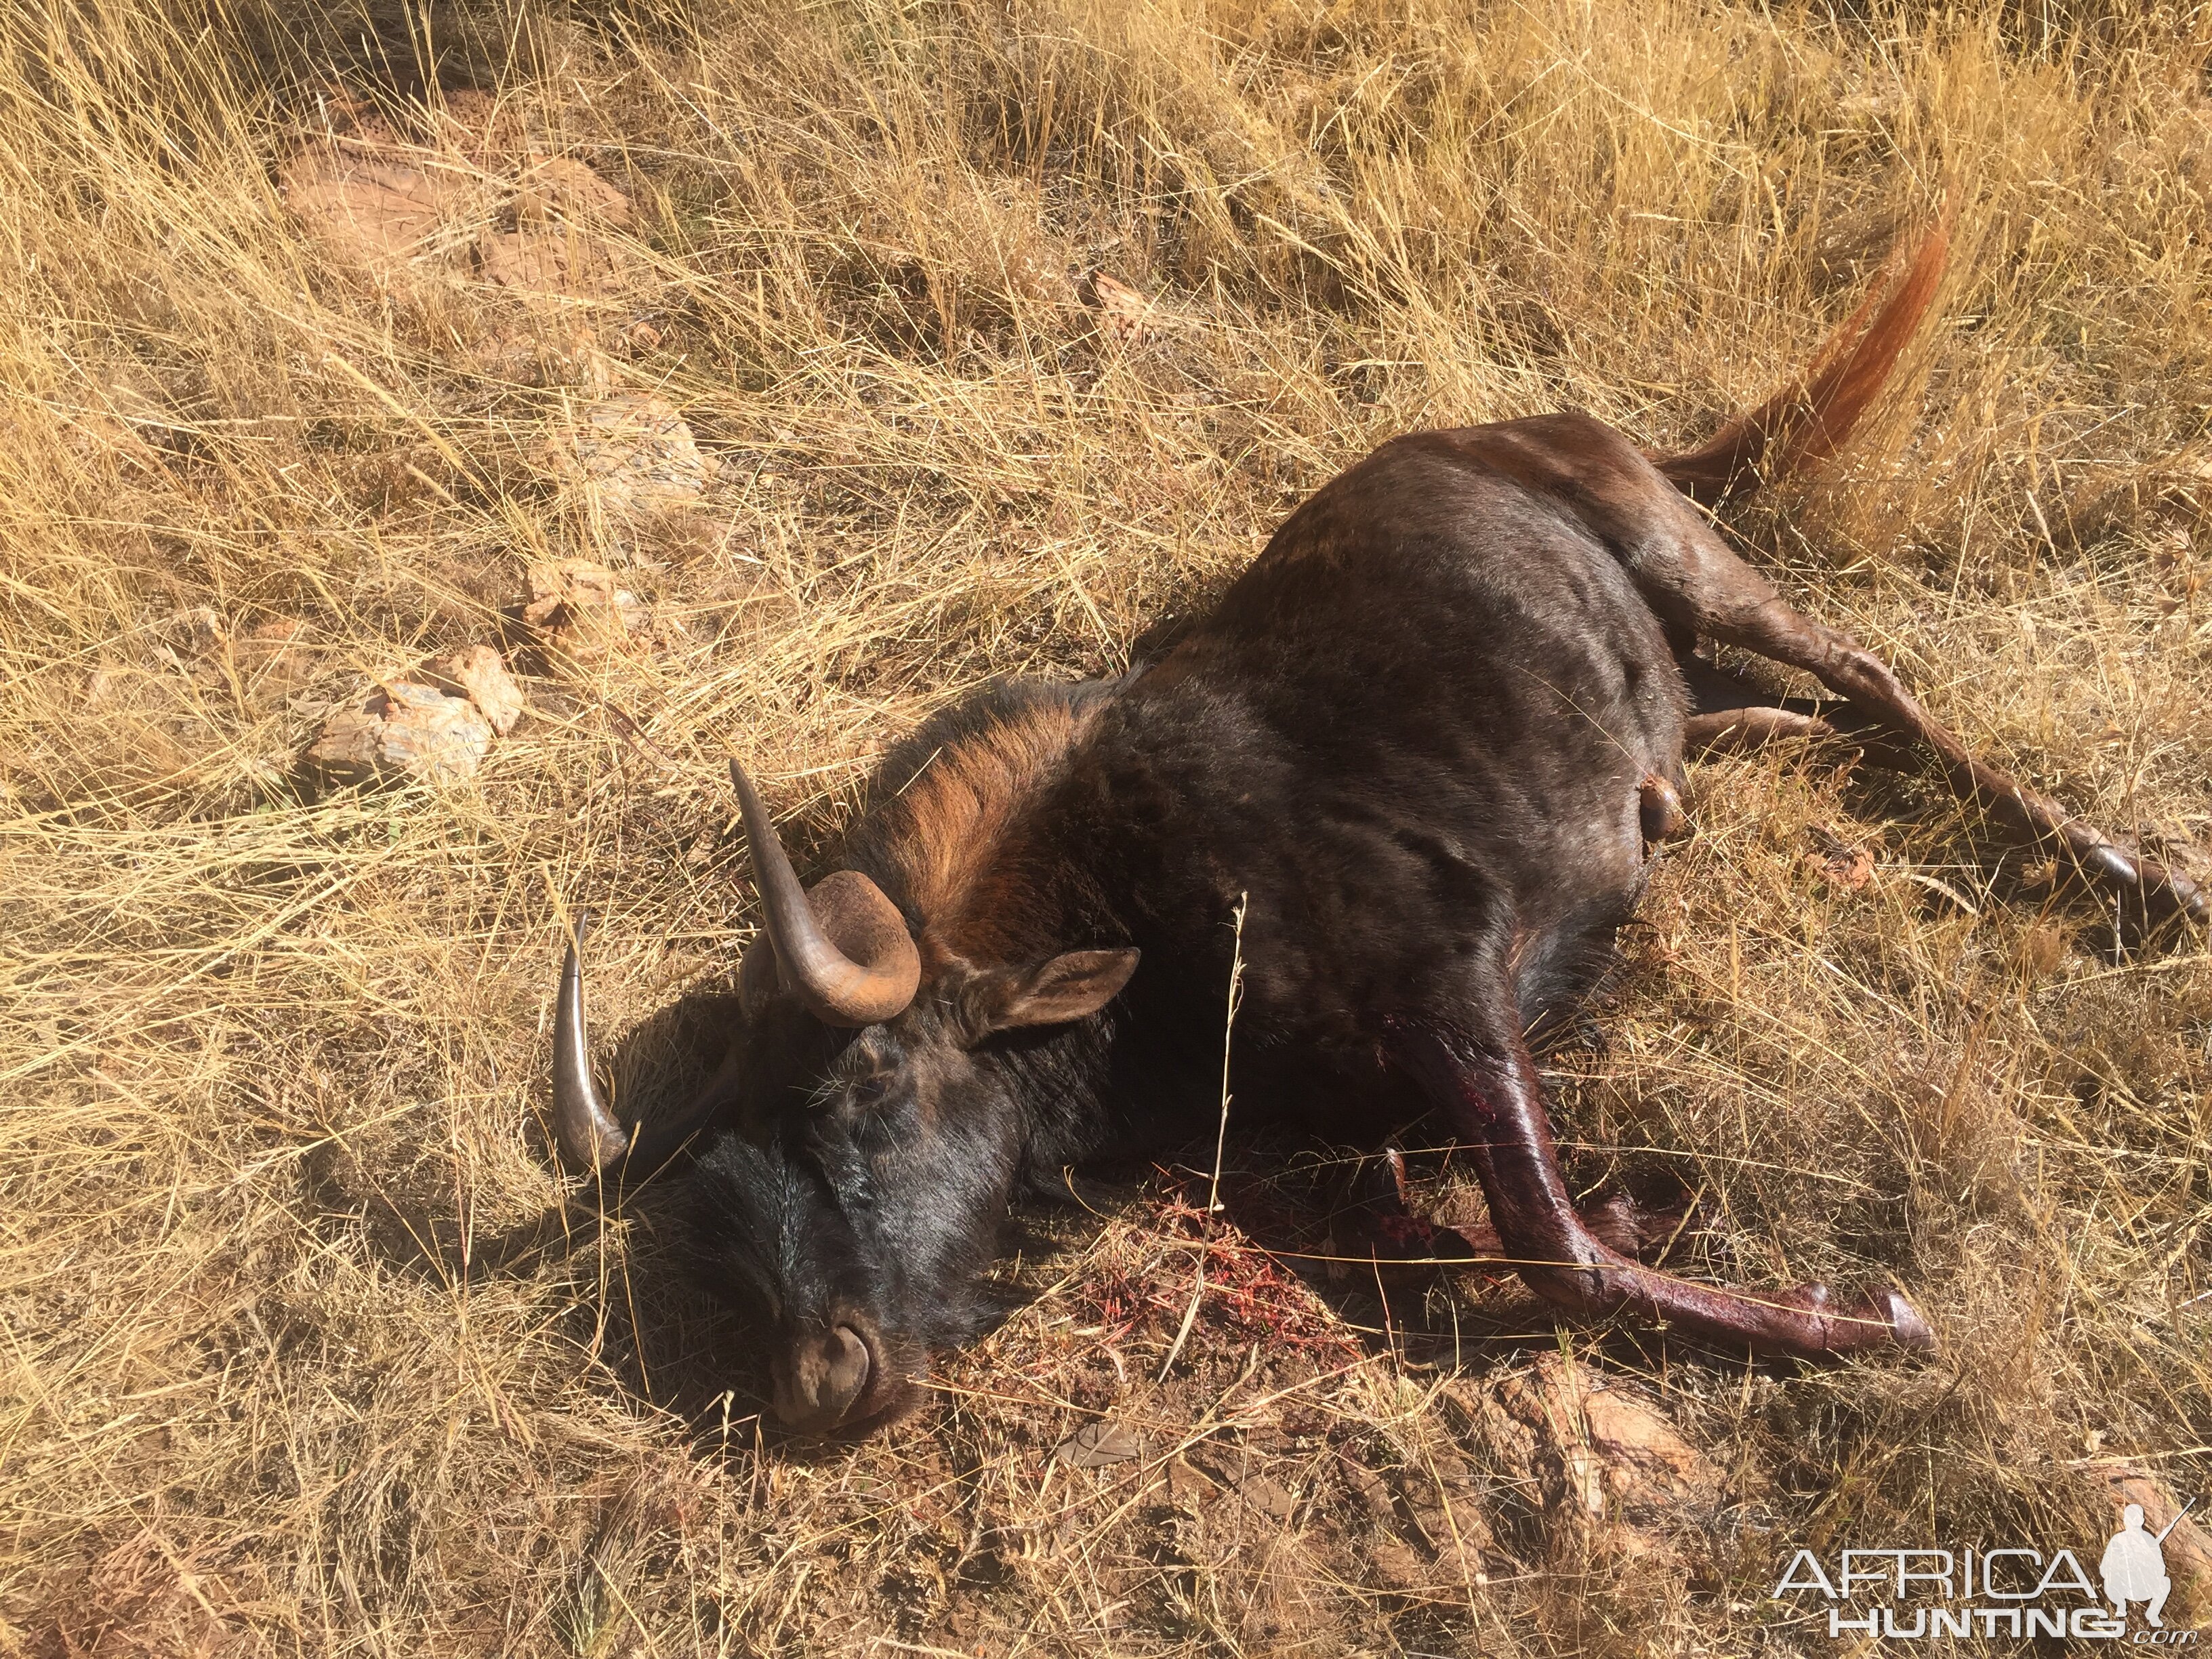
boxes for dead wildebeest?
[550,220,2203,1431]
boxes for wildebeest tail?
[1654,205,1952,506]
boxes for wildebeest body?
[1069,421,1685,1065]
[819,420,1684,1162]
[552,220,2205,1431]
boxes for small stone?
[1054,1420,1147,1469]
[428,643,524,735]
[1807,824,1876,892]
[278,110,640,308]
[2098,1467,2212,1593]
[373,683,494,781]
[551,394,713,520]
[279,148,464,281]
[1088,272,1159,344]
[1231,1469,1300,1522]
[521,558,647,663]
[302,705,383,783]
[477,225,633,303]
[1185,1446,1300,1522]
[1486,1355,1719,1534]
[304,680,493,788]
[512,152,632,228]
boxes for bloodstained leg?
[1384,1017,1933,1359]
[1740,607,2201,923]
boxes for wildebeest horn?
[553,911,632,1169]
[552,913,743,1174]
[729,759,920,1027]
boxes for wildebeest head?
[555,757,1135,1433]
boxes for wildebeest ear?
[959,949,1139,1038]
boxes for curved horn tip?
[728,756,920,1027]
[552,918,632,1171]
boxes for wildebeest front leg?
[1386,1019,1933,1358]
[1639,524,2207,926]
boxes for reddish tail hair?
[1655,207,1952,506]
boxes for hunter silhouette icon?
[2102,1501,2190,1627]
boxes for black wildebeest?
[552,221,2203,1432]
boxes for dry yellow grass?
[3,0,2210,1652]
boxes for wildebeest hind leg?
[1635,526,2206,926]
[1384,1017,1933,1359]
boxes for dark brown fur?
[592,218,2203,1431]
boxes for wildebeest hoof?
[1870,1287,1937,1355]
[1827,1286,1938,1356]
[1767,1283,1936,1357]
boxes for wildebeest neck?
[845,678,1122,972]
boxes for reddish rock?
[428,644,524,735]
[1807,823,1877,892]
[302,644,520,787]
[477,224,633,303]
[306,682,491,787]
[521,558,647,663]
[279,148,464,280]
[277,117,638,309]
[2097,1466,2212,1597]
[477,152,636,301]
[1088,272,1159,343]
[512,152,633,228]
[1478,1355,1719,1554]
[371,682,495,781]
